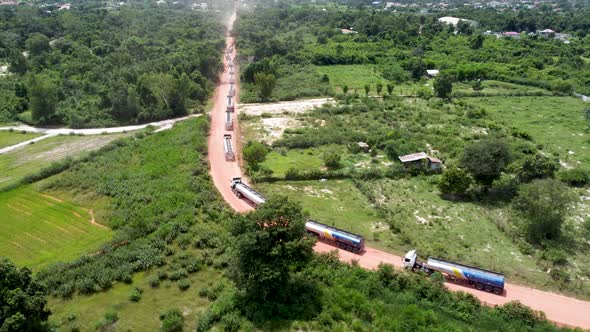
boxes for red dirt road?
[207,13,590,330]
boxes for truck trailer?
[223,134,235,161]
[228,85,235,97]
[230,177,266,207]
[229,74,235,84]
[403,250,505,295]
[305,220,365,254]
[226,96,234,112]
[225,111,233,131]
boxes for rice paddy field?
[0,186,112,270]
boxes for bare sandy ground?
[207,11,590,330]
[238,98,333,116]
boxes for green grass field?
[0,186,112,270]
[257,179,389,249]
[314,64,385,93]
[0,130,41,149]
[0,134,127,189]
[467,96,590,170]
[49,269,216,331]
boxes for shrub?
[559,169,589,187]
[169,269,188,281]
[438,167,472,197]
[160,308,184,332]
[149,276,160,288]
[496,301,545,327]
[322,148,342,170]
[177,278,191,290]
[221,311,241,332]
[129,286,143,302]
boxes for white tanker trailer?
[226,96,234,112]
[225,111,233,131]
[403,250,505,295]
[230,177,266,207]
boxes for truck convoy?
[403,250,505,295]
[305,220,365,254]
[230,177,266,207]
[223,134,235,161]
[225,111,233,130]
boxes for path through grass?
[0,186,112,270]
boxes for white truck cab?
[403,249,418,269]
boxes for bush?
[148,276,160,288]
[322,148,342,170]
[129,286,143,302]
[177,278,191,291]
[221,311,241,332]
[494,301,545,327]
[169,269,188,281]
[438,167,472,197]
[160,308,184,332]
[559,169,590,187]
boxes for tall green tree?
[514,179,575,242]
[242,141,269,168]
[386,83,394,95]
[0,258,51,331]
[433,74,453,99]
[460,138,511,187]
[376,82,383,95]
[25,33,50,56]
[26,74,57,124]
[254,72,276,101]
[229,196,315,303]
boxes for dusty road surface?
[207,13,253,214]
[207,12,590,331]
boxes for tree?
[460,138,511,187]
[433,74,453,99]
[515,154,558,183]
[0,258,50,331]
[364,84,370,95]
[438,167,473,197]
[25,33,50,56]
[254,72,276,101]
[513,179,575,242]
[470,34,485,49]
[242,141,269,167]
[584,107,590,129]
[405,57,426,80]
[376,82,383,95]
[471,79,483,91]
[229,196,315,303]
[26,74,57,124]
[386,83,394,95]
[342,85,349,94]
[322,148,341,170]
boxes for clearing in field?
[468,96,590,170]
[49,270,215,331]
[314,64,385,93]
[0,133,128,189]
[0,186,112,270]
[0,130,41,149]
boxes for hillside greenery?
[0,5,225,127]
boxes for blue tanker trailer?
[403,249,505,295]
[305,220,365,254]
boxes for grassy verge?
[0,133,129,189]
[466,96,590,170]
[314,64,385,93]
[0,186,112,270]
[49,269,216,331]
[0,130,41,148]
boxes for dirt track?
[207,13,590,330]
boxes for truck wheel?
[475,282,484,290]
[352,247,359,254]
[484,284,493,292]
[493,287,503,295]
[346,245,353,252]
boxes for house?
[341,28,358,34]
[502,31,520,39]
[357,142,370,152]
[0,1,17,5]
[426,69,439,78]
[58,3,71,10]
[398,152,442,171]
[438,16,477,28]
[538,29,555,38]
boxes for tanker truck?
[223,134,235,161]
[225,111,233,131]
[403,250,505,295]
[230,177,266,207]
[226,96,234,112]
[305,220,365,254]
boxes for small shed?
[398,152,442,171]
[426,69,439,78]
[357,142,370,152]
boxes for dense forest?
[235,4,590,101]
[0,5,225,127]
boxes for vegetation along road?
[207,10,590,331]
